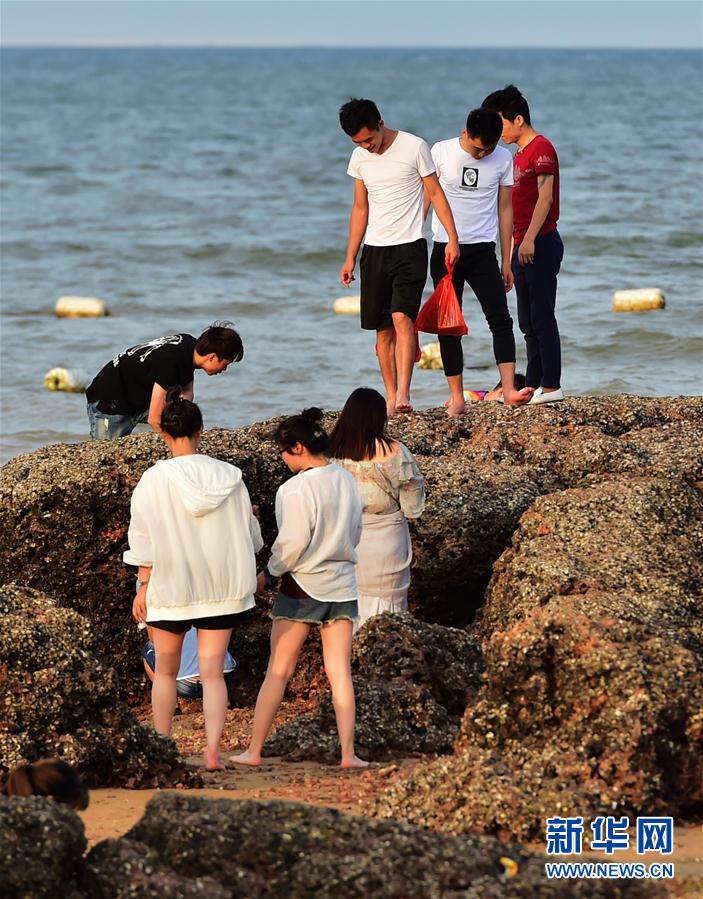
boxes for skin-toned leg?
[230,620,310,766]
[197,627,233,770]
[375,325,398,415]
[445,373,467,416]
[392,311,415,412]
[320,619,368,768]
[150,627,186,737]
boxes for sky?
[1,0,701,48]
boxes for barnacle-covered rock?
[0,795,86,899]
[84,792,657,898]
[0,584,194,788]
[374,478,703,839]
[2,398,700,693]
[264,613,482,762]
[479,477,703,637]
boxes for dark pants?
[511,229,564,389]
[430,242,515,377]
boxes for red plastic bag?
[415,267,468,337]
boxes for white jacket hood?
[156,456,243,517]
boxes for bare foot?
[204,749,224,771]
[445,400,467,417]
[229,749,262,767]
[387,402,396,417]
[395,398,413,414]
[341,755,370,769]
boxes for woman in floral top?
[330,388,425,628]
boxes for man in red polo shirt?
[482,85,564,404]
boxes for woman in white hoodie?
[125,387,262,770]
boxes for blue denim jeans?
[87,401,148,439]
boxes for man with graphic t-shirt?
[339,98,459,415]
[85,321,243,438]
[482,85,564,404]
[425,107,534,415]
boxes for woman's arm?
[267,490,313,577]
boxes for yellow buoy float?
[55,296,109,318]
[418,342,443,370]
[333,295,361,315]
[612,288,665,312]
[44,367,91,393]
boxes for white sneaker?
[529,387,564,405]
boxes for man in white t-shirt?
[339,98,459,416]
[425,108,533,415]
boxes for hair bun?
[301,407,323,423]
[165,385,184,405]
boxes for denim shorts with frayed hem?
[271,593,358,627]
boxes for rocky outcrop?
[2,397,700,696]
[374,478,703,840]
[81,792,657,898]
[0,795,86,899]
[265,613,482,762]
[0,584,194,788]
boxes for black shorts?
[359,238,428,330]
[149,612,243,634]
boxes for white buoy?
[333,295,361,315]
[418,341,443,370]
[55,296,109,318]
[44,367,91,393]
[612,288,665,312]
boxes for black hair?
[329,388,393,462]
[2,760,89,810]
[194,321,244,362]
[339,98,382,136]
[465,108,503,146]
[492,373,526,391]
[482,85,531,126]
[273,407,329,456]
[161,385,203,438]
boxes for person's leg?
[360,246,396,414]
[465,244,529,405]
[375,323,398,416]
[150,627,186,736]
[431,242,468,415]
[320,619,368,768]
[196,627,233,770]
[88,404,140,440]
[230,619,310,766]
[391,311,416,412]
[512,244,542,389]
[527,231,564,391]
[390,239,428,412]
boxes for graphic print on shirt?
[461,166,479,190]
[112,335,185,367]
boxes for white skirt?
[355,510,412,628]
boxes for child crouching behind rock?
[230,407,368,769]
[2,759,89,810]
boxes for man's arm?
[340,179,369,286]
[423,187,432,221]
[147,382,168,433]
[422,173,459,267]
[518,173,553,265]
[498,185,514,291]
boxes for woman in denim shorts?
[231,407,368,769]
